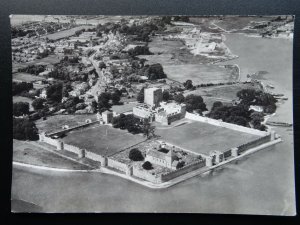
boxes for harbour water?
[11,34,296,215]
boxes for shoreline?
[13,138,282,189]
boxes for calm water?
[11,34,296,215]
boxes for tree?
[12,82,33,95]
[142,161,153,170]
[162,90,170,102]
[142,119,155,139]
[176,161,185,169]
[185,94,207,113]
[13,102,30,116]
[128,46,152,57]
[46,83,63,102]
[111,92,121,105]
[174,93,185,104]
[143,63,167,80]
[211,101,223,112]
[129,148,144,161]
[183,79,193,90]
[98,92,111,113]
[161,16,172,24]
[13,118,39,140]
[137,87,145,103]
[99,61,106,69]
[32,98,46,111]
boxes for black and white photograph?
[10,14,296,215]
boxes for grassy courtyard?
[62,125,146,157]
[155,120,260,156]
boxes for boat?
[266,121,293,127]
[272,93,284,97]
[266,84,275,89]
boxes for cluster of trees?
[208,102,251,127]
[97,90,122,112]
[173,16,190,22]
[13,118,39,140]
[183,80,195,90]
[129,148,144,161]
[32,98,46,111]
[128,45,152,57]
[18,65,46,75]
[112,114,142,134]
[174,94,207,114]
[140,63,167,80]
[37,48,52,59]
[208,100,267,130]
[13,102,30,117]
[236,89,277,113]
[184,95,207,114]
[46,82,63,103]
[74,28,86,36]
[11,27,34,38]
[12,82,33,95]
[48,63,89,82]
[61,56,79,64]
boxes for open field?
[184,83,260,101]
[35,114,97,134]
[164,64,238,84]
[213,16,272,32]
[30,55,61,65]
[44,25,94,40]
[13,72,46,82]
[13,96,34,111]
[156,119,260,156]
[62,125,146,157]
[13,139,90,170]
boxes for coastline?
[13,137,281,189]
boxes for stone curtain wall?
[161,159,206,182]
[132,166,162,183]
[64,143,81,155]
[47,120,99,137]
[237,134,271,154]
[42,134,59,146]
[107,158,128,173]
[85,151,105,162]
[185,112,268,136]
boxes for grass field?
[45,25,94,40]
[35,114,97,134]
[13,96,34,111]
[62,125,146,156]
[13,139,90,170]
[164,64,238,84]
[13,72,46,82]
[213,16,272,32]
[183,82,262,110]
[155,120,260,156]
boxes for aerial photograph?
[11,15,295,215]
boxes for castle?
[133,87,186,125]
